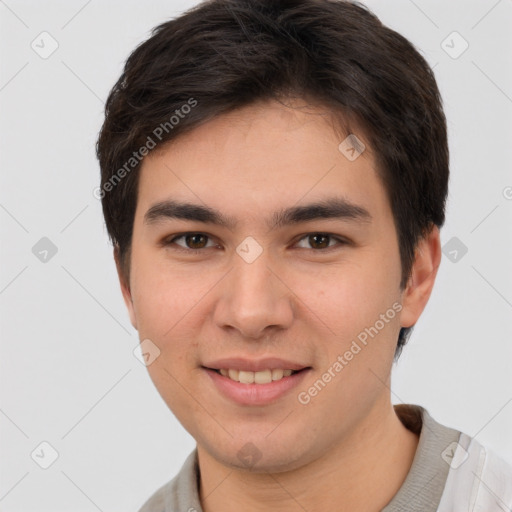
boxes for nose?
[213,248,294,340]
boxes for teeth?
[239,370,254,384]
[254,369,272,384]
[271,369,284,380]
[218,368,297,384]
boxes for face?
[118,99,433,472]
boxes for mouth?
[202,365,312,406]
[207,367,305,384]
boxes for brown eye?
[184,233,208,249]
[295,233,347,250]
[164,233,217,252]
[308,234,330,249]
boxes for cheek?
[306,253,401,340]
[303,264,401,402]
[129,260,204,407]
[129,251,191,344]
[129,253,215,367]
[132,279,180,338]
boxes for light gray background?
[1,1,511,511]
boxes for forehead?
[135,99,392,230]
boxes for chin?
[203,435,314,474]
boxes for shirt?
[138,404,512,511]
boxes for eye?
[294,233,348,251]
[163,233,218,253]
[162,232,349,254]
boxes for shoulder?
[438,432,512,511]
[138,478,175,512]
[136,448,201,512]
[389,404,512,512]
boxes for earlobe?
[113,246,138,330]
[399,225,442,329]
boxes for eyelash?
[162,232,350,254]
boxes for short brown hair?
[96,0,449,359]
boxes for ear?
[113,246,138,330]
[399,224,442,329]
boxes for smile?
[217,368,298,384]
[203,366,311,406]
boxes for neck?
[197,398,419,512]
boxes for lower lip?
[203,368,311,406]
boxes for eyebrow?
[143,196,372,231]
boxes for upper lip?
[203,357,310,372]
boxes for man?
[96,0,512,510]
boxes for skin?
[116,99,441,511]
